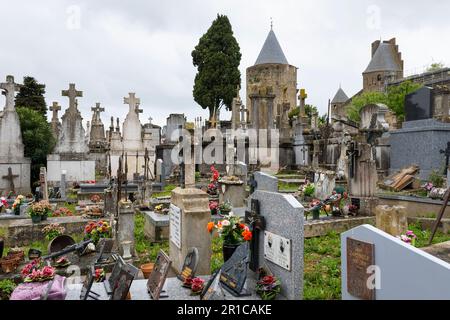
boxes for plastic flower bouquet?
[84,220,112,245]
[256,275,281,300]
[207,212,252,245]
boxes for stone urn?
[121,241,132,260]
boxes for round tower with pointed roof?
[246,25,297,130]
[363,38,404,92]
[330,86,349,120]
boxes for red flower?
[191,277,205,293]
[207,222,215,233]
[261,276,275,285]
[183,276,193,287]
[242,230,252,241]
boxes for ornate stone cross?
[0,75,21,112]
[91,102,105,123]
[49,101,61,122]
[124,93,140,114]
[2,167,19,194]
[62,83,83,111]
[245,198,265,272]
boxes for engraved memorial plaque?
[147,250,172,300]
[177,247,199,282]
[346,237,375,300]
[169,204,181,249]
[264,231,292,271]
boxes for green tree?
[427,62,445,72]
[16,107,56,188]
[304,104,318,118]
[15,76,47,117]
[192,14,242,120]
[386,80,422,121]
[346,91,387,122]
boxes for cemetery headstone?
[147,250,172,300]
[341,224,450,299]
[169,187,211,276]
[118,201,136,258]
[60,170,67,199]
[374,205,408,236]
[39,167,49,201]
[249,190,304,300]
[405,86,434,122]
[252,171,278,193]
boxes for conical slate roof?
[364,42,402,73]
[331,87,349,104]
[255,29,288,65]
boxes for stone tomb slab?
[249,190,304,300]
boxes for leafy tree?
[192,14,242,120]
[304,104,318,119]
[16,107,56,188]
[386,81,422,121]
[427,62,445,72]
[15,76,47,117]
[346,91,387,122]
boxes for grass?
[303,223,450,300]
[278,181,299,192]
[134,211,169,265]
[151,184,177,198]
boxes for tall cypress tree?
[15,76,47,117]
[192,14,242,121]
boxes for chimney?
[371,40,381,57]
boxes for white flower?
[228,211,234,217]
[222,220,231,227]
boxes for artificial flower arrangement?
[28,200,52,218]
[84,220,112,245]
[51,207,74,217]
[94,268,106,282]
[21,259,55,283]
[90,194,102,203]
[182,276,205,295]
[0,197,8,212]
[218,201,232,215]
[12,195,25,215]
[398,230,417,246]
[255,275,281,300]
[53,256,70,268]
[42,223,66,241]
[207,212,252,244]
[209,201,219,215]
[207,165,220,195]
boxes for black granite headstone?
[405,86,434,122]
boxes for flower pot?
[0,257,20,273]
[141,263,154,279]
[31,215,42,223]
[222,243,240,262]
[219,209,231,216]
[311,209,320,220]
[41,214,48,221]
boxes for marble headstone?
[249,190,304,300]
[253,171,278,193]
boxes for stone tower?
[363,38,403,92]
[330,86,349,120]
[246,26,297,130]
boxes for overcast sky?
[0,0,449,128]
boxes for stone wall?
[304,216,375,238]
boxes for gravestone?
[248,190,304,300]
[169,188,211,276]
[39,167,49,201]
[156,159,163,182]
[314,170,336,200]
[374,205,408,236]
[0,75,31,194]
[342,224,450,299]
[405,87,434,122]
[117,201,136,258]
[60,170,67,199]
[253,171,278,193]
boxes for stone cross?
[49,102,61,122]
[62,83,83,111]
[124,93,140,114]
[148,116,153,125]
[0,75,21,112]
[245,199,265,272]
[2,167,19,194]
[91,102,105,123]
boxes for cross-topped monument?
[124,93,140,114]
[62,83,83,111]
[50,102,61,122]
[2,167,19,194]
[0,75,22,112]
[91,102,105,123]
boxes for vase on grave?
[31,215,42,223]
[222,243,240,262]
